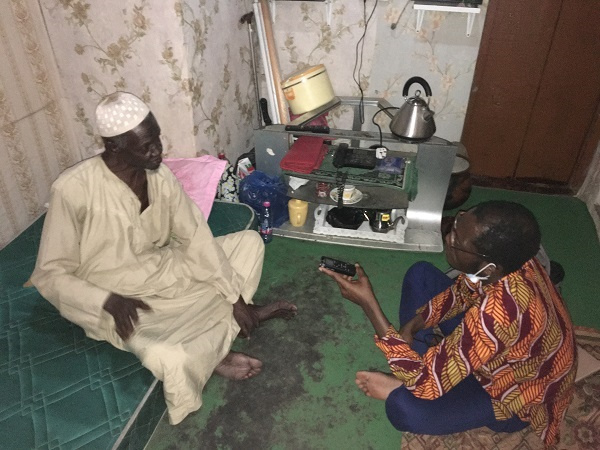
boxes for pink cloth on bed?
[163,156,227,218]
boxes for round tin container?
[282,64,335,115]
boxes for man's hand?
[232,296,260,338]
[103,294,152,341]
[319,264,377,309]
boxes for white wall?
[578,141,600,240]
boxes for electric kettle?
[389,76,436,141]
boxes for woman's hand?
[320,263,391,337]
[398,314,425,345]
[319,264,377,309]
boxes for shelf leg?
[415,9,425,33]
[326,0,332,26]
[466,12,476,37]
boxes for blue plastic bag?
[239,171,290,227]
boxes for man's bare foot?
[249,301,298,322]
[355,371,403,400]
[214,352,262,380]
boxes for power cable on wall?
[391,0,411,30]
[352,0,378,125]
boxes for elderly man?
[321,201,576,446]
[32,92,297,425]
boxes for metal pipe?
[241,12,262,128]
[248,22,262,127]
[253,1,279,124]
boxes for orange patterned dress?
[375,258,577,446]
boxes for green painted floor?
[146,187,600,450]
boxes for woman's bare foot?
[214,352,263,380]
[249,301,298,322]
[355,371,403,400]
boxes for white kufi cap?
[95,92,150,137]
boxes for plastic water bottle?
[259,201,273,244]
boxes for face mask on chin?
[465,263,497,283]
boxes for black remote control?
[319,256,357,277]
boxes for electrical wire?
[391,0,411,30]
[371,106,399,147]
[352,0,378,125]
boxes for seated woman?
[320,201,576,447]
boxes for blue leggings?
[385,262,529,435]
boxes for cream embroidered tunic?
[31,156,264,424]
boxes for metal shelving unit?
[413,2,481,37]
[254,96,458,252]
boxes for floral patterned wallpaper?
[272,0,487,141]
[0,0,80,248]
[39,0,487,161]
[39,0,257,160]
[3,0,599,245]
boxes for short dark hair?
[101,133,130,150]
[471,201,541,274]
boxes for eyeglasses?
[447,244,492,260]
[447,211,492,260]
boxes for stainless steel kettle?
[389,77,436,141]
